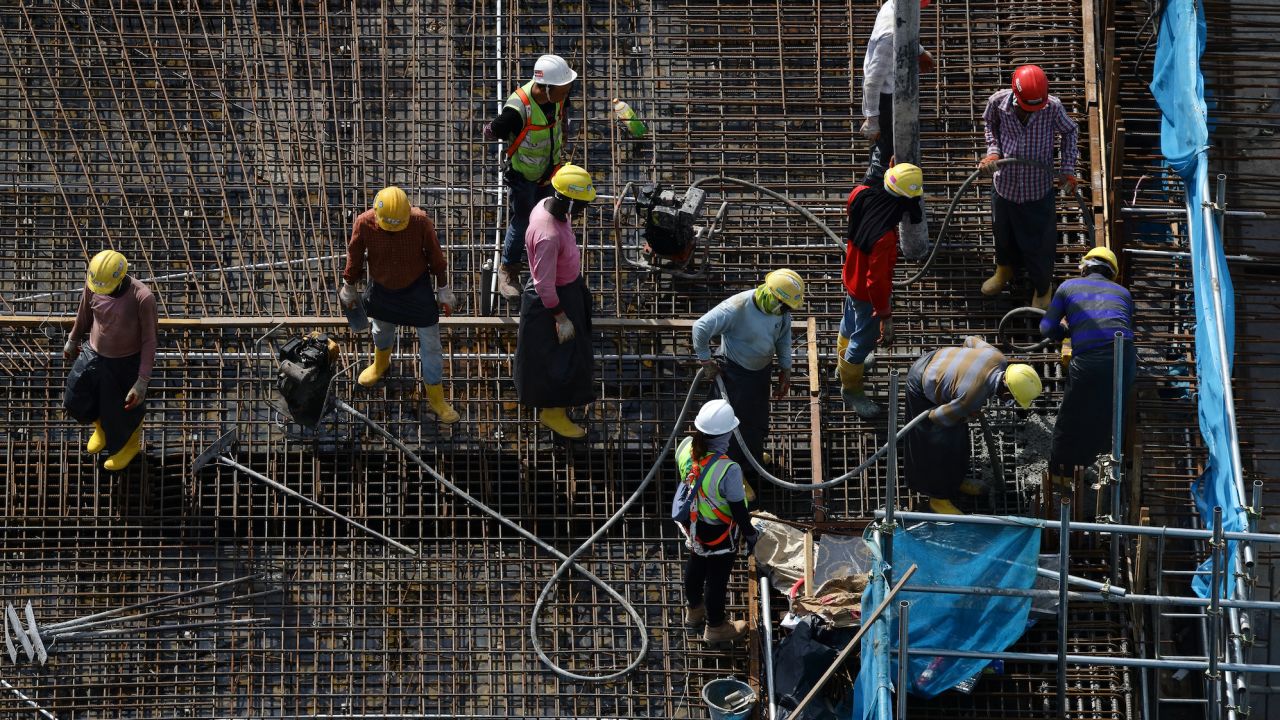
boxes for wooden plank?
[807,316,826,523]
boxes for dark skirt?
[363,271,439,328]
[63,347,145,454]
[1051,343,1137,470]
[515,276,596,408]
[903,382,971,499]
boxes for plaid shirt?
[342,207,447,290]
[983,89,1079,204]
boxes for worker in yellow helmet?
[692,269,803,485]
[513,164,598,439]
[339,186,459,424]
[904,336,1042,514]
[62,250,158,471]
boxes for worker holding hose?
[1039,247,1136,489]
[339,186,459,424]
[692,269,803,483]
[858,0,935,184]
[63,250,157,471]
[904,336,1042,514]
[837,163,924,418]
[673,399,759,649]
[514,164,598,439]
[978,64,1079,310]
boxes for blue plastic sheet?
[1149,0,1246,599]
[852,521,1042,719]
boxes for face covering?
[754,285,784,315]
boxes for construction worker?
[484,54,577,301]
[838,163,924,417]
[979,64,1079,310]
[858,0,935,183]
[514,164,597,438]
[62,250,157,471]
[676,399,759,649]
[338,186,459,424]
[904,336,1042,514]
[692,269,802,480]
[1040,247,1136,488]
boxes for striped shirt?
[907,336,1007,427]
[1040,273,1134,355]
[983,89,1079,204]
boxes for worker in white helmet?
[484,54,578,301]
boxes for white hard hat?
[694,399,740,436]
[533,54,577,86]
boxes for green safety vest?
[676,437,744,547]
[503,81,565,182]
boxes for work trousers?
[903,382,971,500]
[370,319,444,385]
[1050,343,1137,473]
[501,173,555,267]
[63,347,144,455]
[839,296,880,364]
[685,550,736,627]
[716,358,772,479]
[992,190,1057,295]
[863,92,895,185]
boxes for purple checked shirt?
[983,89,1079,204]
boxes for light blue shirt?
[693,289,793,371]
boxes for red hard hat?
[1011,65,1049,112]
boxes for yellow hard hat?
[86,249,128,295]
[1081,246,1119,277]
[551,164,597,202]
[1003,364,1043,409]
[374,186,411,232]
[764,268,805,309]
[884,162,924,198]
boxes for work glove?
[124,377,149,411]
[553,310,575,344]
[698,358,720,381]
[63,338,81,361]
[436,286,457,316]
[773,368,792,399]
[1058,173,1079,194]
[482,122,496,142]
[979,153,1001,176]
[338,282,359,310]
[918,50,935,74]
[744,527,761,554]
[859,115,881,141]
[878,317,895,347]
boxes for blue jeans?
[839,296,880,364]
[501,174,555,266]
[370,319,444,385]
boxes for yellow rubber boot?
[980,265,1014,296]
[86,420,106,454]
[837,356,880,418]
[103,425,142,471]
[358,347,392,387]
[959,480,985,496]
[833,333,850,381]
[1031,283,1055,310]
[539,407,587,439]
[424,383,460,424]
[929,497,964,515]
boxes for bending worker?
[675,399,759,649]
[838,163,924,418]
[979,64,1079,310]
[693,270,802,482]
[63,250,157,471]
[1040,247,1135,489]
[484,54,577,301]
[858,0,934,183]
[904,336,1042,514]
[514,164,597,439]
[339,186,459,424]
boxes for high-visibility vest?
[676,439,743,550]
[503,81,565,182]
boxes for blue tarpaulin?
[851,521,1041,719]
[1149,0,1247,599]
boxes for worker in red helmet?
[858,0,935,184]
[978,64,1080,310]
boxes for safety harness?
[504,85,565,160]
[686,452,736,551]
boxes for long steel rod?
[904,647,1280,673]
[877,510,1280,544]
[1057,498,1070,718]
[1207,507,1223,718]
[1110,331,1125,585]
[43,575,261,632]
[884,371,899,588]
[760,574,776,720]
[897,583,1280,611]
[896,600,910,720]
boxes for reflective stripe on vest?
[694,457,736,526]
[503,81,564,182]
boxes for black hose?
[997,305,1054,352]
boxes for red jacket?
[842,185,897,317]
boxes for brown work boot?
[981,265,1014,296]
[685,605,706,631]
[704,618,748,649]
[496,263,522,301]
[1031,283,1055,310]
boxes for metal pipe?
[1207,507,1223,718]
[884,371,899,588]
[1057,497,1070,718]
[896,583,1280,611]
[876,510,1280,545]
[904,647,1280,674]
[893,0,927,258]
[1122,247,1259,262]
[1120,206,1266,219]
[760,574,777,720]
[1110,331,1125,586]
[896,600,910,720]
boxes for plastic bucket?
[701,677,756,720]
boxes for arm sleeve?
[1039,287,1069,340]
[867,232,897,317]
[727,499,754,533]
[69,288,93,343]
[692,301,732,361]
[861,36,892,118]
[929,379,989,428]
[341,219,366,285]
[527,232,561,310]
[490,106,524,141]
[419,214,448,278]
[983,97,1002,157]
[1055,104,1080,176]
[963,335,996,351]
[136,290,158,381]
[775,313,793,370]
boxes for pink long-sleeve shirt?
[68,279,159,380]
[524,198,581,311]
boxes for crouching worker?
[338,186,458,424]
[63,250,157,471]
[674,399,760,649]
[514,164,597,438]
[904,336,1042,514]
